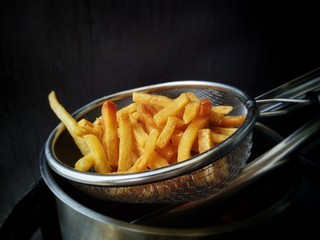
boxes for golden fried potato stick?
[83,134,111,174]
[74,153,95,172]
[212,126,237,136]
[137,103,158,133]
[117,111,134,172]
[211,106,233,115]
[156,116,178,148]
[199,99,212,117]
[133,92,173,108]
[148,151,169,169]
[128,128,159,173]
[130,113,149,148]
[153,93,191,127]
[198,128,215,153]
[101,100,119,168]
[220,115,246,127]
[48,91,89,155]
[177,116,209,162]
[74,119,103,140]
[211,132,228,144]
[183,101,200,124]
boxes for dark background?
[1,0,320,226]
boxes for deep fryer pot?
[40,68,320,239]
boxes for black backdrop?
[1,0,320,225]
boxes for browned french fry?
[137,103,158,133]
[199,99,212,117]
[211,106,233,115]
[74,153,95,172]
[220,115,246,127]
[156,116,178,148]
[133,92,173,108]
[117,111,134,172]
[211,132,228,144]
[101,100,119,168]
[177,116,209,162]
[198,128,214,153]
[212,126,237,136]
[130,114,148,148]
[183,101,200,124]
[128,129,159,173]
[148,151,170,169]
[48,91,89,155]
[186,92,199,101]
[83,134,111,174]
[156,143,176,163]
[153,93,191,127]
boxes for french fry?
[74,153,95,172]
[186,92,199,101]
[156,143,176,163]
[177,116,209,162]
[130,114,149,148]
[198,128,215,153]
[211,106,233,115]
[148,152,169,169]
[212,126,237,136]
[199,99,212,117]
[212,132,228,144]
[117,111,134,172]
[48,91,89,155]
[83,134,111,174]
[156,116,178,148]
[101,100,119,168]
[183,101,200,124]
[153,93,191,127]
[133,92,173,108]
[220,115,246,127]
[137,103,158,133]
[128,129,159,173]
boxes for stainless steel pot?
[39,121,310,240]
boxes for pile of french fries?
[48,90,245,174]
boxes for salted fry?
[74,153,95,172]
[199,99,212,117]
[133,92,173,108]
[101,100,119,168]
[130,114,149,148]
[198,129,215,153]
[153,93,191,127]
[48,91,89,155]
[212,132,228,144]
[156,116,178,148]
[129,129,159,173]
[212,126,237,136]
[118,111,134,172]
[177,116,209,162]
[137,103,158,133]
[183,101,200,124]
[220,115,246,127]
[83,134,111,174]
[148,152,169,169]
[211,106,233,115]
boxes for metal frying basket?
[45,81,258,203]
[44,68,320,203]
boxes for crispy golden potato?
[49,90,245,175]
[101,100,119,168]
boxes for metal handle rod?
[256,67,320,116]
[132,116,320,225]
